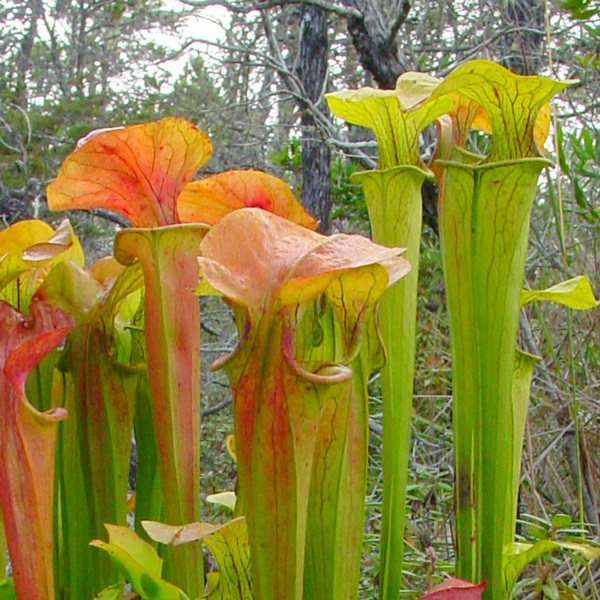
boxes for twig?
[202,397,232,417]
[92,209,131,228]
[369,418,383,436]
[387,0,411,45]
[178,0,363,19]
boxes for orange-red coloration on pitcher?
[0,299,72,600]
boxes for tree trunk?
[15,0,42,108]
[297,5,331,232]
[341,0,404,89]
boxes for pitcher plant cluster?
[0,60,597,600]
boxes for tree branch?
[202,397,232,417]
[92,209,130,228]
[387,0,411,45]
[340,0,406,88]
[178,0,363,19]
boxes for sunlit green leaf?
[551,514,573,529]
[0,579,16,600]
[206,492,237,512]
[91,525,189,600]
[504,539,600,592]
[520,275,598,309]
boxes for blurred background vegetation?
[1,0,599,596]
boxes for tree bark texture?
[297,4,332,232]
[339,0,439,232]
[341,0,404,89]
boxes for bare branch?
[178,0,362,19]
[7,103,32,145]
[387,0,411,45]
[92,209,131,229]
[202,397,232,418]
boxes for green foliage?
[505,513,600,596]
[91,525,189,600]
[272,138,369,230]
[559,123,600,230]
[0,580,16,600]
[271,138,302,171]
[330,158,369,229]
[563,0,600,20]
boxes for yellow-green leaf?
[0,219,84,311]
[431,60,572,160]
[143,518,252,600]
[326,78,451,169]
[557,540,600,561]
[91,525,189,600]
[520,275,598,309]
[207,492,237,512]
[504,539,600,594]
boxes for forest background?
[1,0,600,597]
